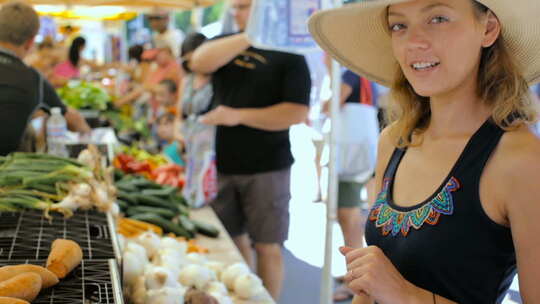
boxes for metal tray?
[0,259,123,304]
[0,210,117,260]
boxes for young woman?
[53,36,86,80]
[309,0,540,303]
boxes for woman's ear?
[482,11,501,48]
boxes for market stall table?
[191,207,275,304]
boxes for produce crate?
[0,259,123,304]
[0,210,120,261]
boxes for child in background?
[156,113,185,166]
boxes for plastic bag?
[336,103,379,183]
[182,116,218,208]
[246,0,331,54]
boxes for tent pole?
[319,1,343,303]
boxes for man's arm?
[64,107,91,134]
[200,103,308,131]
[41,77,91,133]
[190,33,251,74]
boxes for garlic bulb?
[205,261,225,279]
[160,237,188,254]
[145,287,185,304]
[135,231,161,258]
[153,249,186,277]
[208,292,234,304]
[123,251,145,286]
[125,242,149,264]
[132,276,147,304]
[145,266,180,290]
[220,263,250,290]
[72,183,92,197]
[233,273,264,300]
[205,281,228,296]
[178,264,216,290]
[77,149,94,167]
[186,252,207,265]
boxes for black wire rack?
[0,259,122,304]
[0,210,117,260]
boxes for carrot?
[0,297,30,304]
[0,272,42,302]
[46,239,83,279]
[0,265,58,288]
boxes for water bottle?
[47,107,68,157]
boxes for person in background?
[0,1,90,156]
[310,0,540,303]
[189,0,311,299]
[53,36,87,82]
[25,36,62,80]
[147,8,184,58]
[115,47,181,108]
[178,32,212,119]
[153,79,179,116]
[156,113,185,166]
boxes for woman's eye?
[389,23,406,32]
[430,16,449,24]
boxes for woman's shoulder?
[491,124,540,189]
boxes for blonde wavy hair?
[387,1,538,147]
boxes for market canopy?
[1,0,215,9]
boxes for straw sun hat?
[308,0,540,87]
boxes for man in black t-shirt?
[0,2,90,156]
[190,0,311,299]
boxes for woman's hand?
[340,246,419,304]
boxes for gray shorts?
[210,167,291,244]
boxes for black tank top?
[365,120,516,304]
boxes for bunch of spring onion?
[0,148,116,218]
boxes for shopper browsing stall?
[177,32,216,208]
[310,0,540,303]
[147,8,184,58]
[0,2,90,156]
[189,0,311,299]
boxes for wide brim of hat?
[308,0,540,87]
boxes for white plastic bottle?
[47,107,68,157]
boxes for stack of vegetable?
[0,148,117,218]
[103,110,151,141]
[114,146,185,189]
[115,170,218,239]
[0,238,82,303]
[121,232,265,304]
[56,81,111,111]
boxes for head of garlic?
[72,183,92,197]
[145,287,186,304]
[233,273,264,300]
[204,281,228,296]
[208,292,234,304]
[160,237,188,254]
[134,231,161,259]
[205,261,225,279]
[125,242,149,265]
[145,266,181,290]
[123,250,146,286]
[186,252,208,265]
[178,264,216,290]
[77,149,95,167]
[131,276,147,304]
[220,263,250,290]
[153,249,187,277]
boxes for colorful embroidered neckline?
[369,177,461,237]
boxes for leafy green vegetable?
[57,81,111,111]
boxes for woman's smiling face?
[387,0,498,99]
